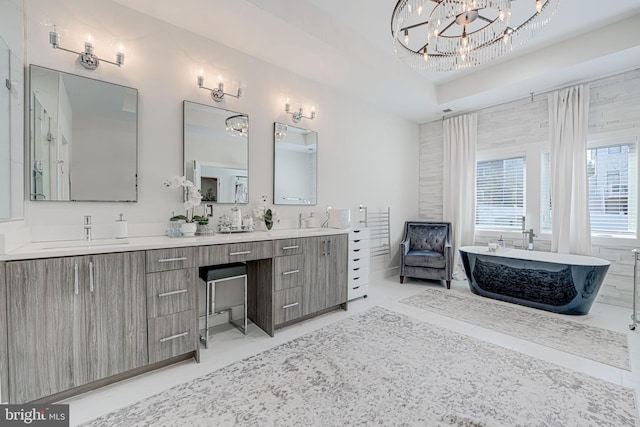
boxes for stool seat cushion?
[200,262,247,282]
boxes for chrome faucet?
[321,206,332,228]
[84,215,92,241]
[297,213,308,229]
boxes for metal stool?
[199,262,247,348]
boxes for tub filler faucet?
[523,228,536,250]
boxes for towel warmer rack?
[631,249,639,331]
[359,205,390,258]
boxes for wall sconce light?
[197,76,242,102]
[285,103,315,123]
[49,27,124,70]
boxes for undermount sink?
[41,238,130,250]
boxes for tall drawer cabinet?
[348,228,370,300]
[145,247,199,364]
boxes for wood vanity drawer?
[146,268,197,318]
[274,255,304,291]
[148,310,197,364]
[198,241,273,265]
[274,287,302,325]
[146,247,196,273]
[274,238,304,256]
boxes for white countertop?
[1,228,349,261]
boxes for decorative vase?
[265,219,273,231]
[181,222,197,236]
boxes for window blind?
[476,156,526,229]
[587,142,637,234]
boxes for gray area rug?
[82,306,638,427]
[401,288,630,370]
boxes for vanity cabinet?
[273,239,305,326]
[145,247,198,364]
[5,252,147,403]
[303,235,348,315]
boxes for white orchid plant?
[253,195,280,230]
[163,176,208,224]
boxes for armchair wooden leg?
[400,276,404,284]
[446,280,451,289]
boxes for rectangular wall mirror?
[29,65,138,202]
[273,122,317,205]
[183,101,249,204]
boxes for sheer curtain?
[548,84,592,255]
[443,113,477,278]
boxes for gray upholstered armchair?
[400,221,453,289]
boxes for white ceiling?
[113,0,640,124]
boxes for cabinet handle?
[354,277,360,280]
[158,289,188,298]
[354,239,361,243]
[327,240,331,256]
[353,258,360,262]
[353,249,361,252]
[89,261,94,292]
[281,245,299,250]
[353,267,360,271]
[157,257,188,263]
[159,331,189,343]
[229,250,251,256]
[353,230,361,233]
[74,263,79,295]
[282,269,300,276]
[353,286,360,290]
[282,302,299,309]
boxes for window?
[588,143,637,233]
[542,142,638,235]
[476,156,526,229]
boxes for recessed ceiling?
[113,0,640,124]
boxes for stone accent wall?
[419,68,640,309]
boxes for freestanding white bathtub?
[459,246,611,315]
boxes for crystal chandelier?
[225,114,248,138]
[391,0,561,72]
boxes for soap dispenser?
[115,213,128,239]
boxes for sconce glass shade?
[48,27,124,70]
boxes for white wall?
[419,69,640,308]
[16,0,419,272]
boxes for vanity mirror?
[29,65,138,202]
[273,122,317,205]
[183,101,249,204]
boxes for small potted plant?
[164,176,206,236]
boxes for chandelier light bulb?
[423,48,428,61]
[503,32,509,44]
[417,5,423,15]
[462,28,468,47]
[499,9,505,21]
[536,0,543,13]
[404,29,409,44]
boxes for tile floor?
[65,276,640,426]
